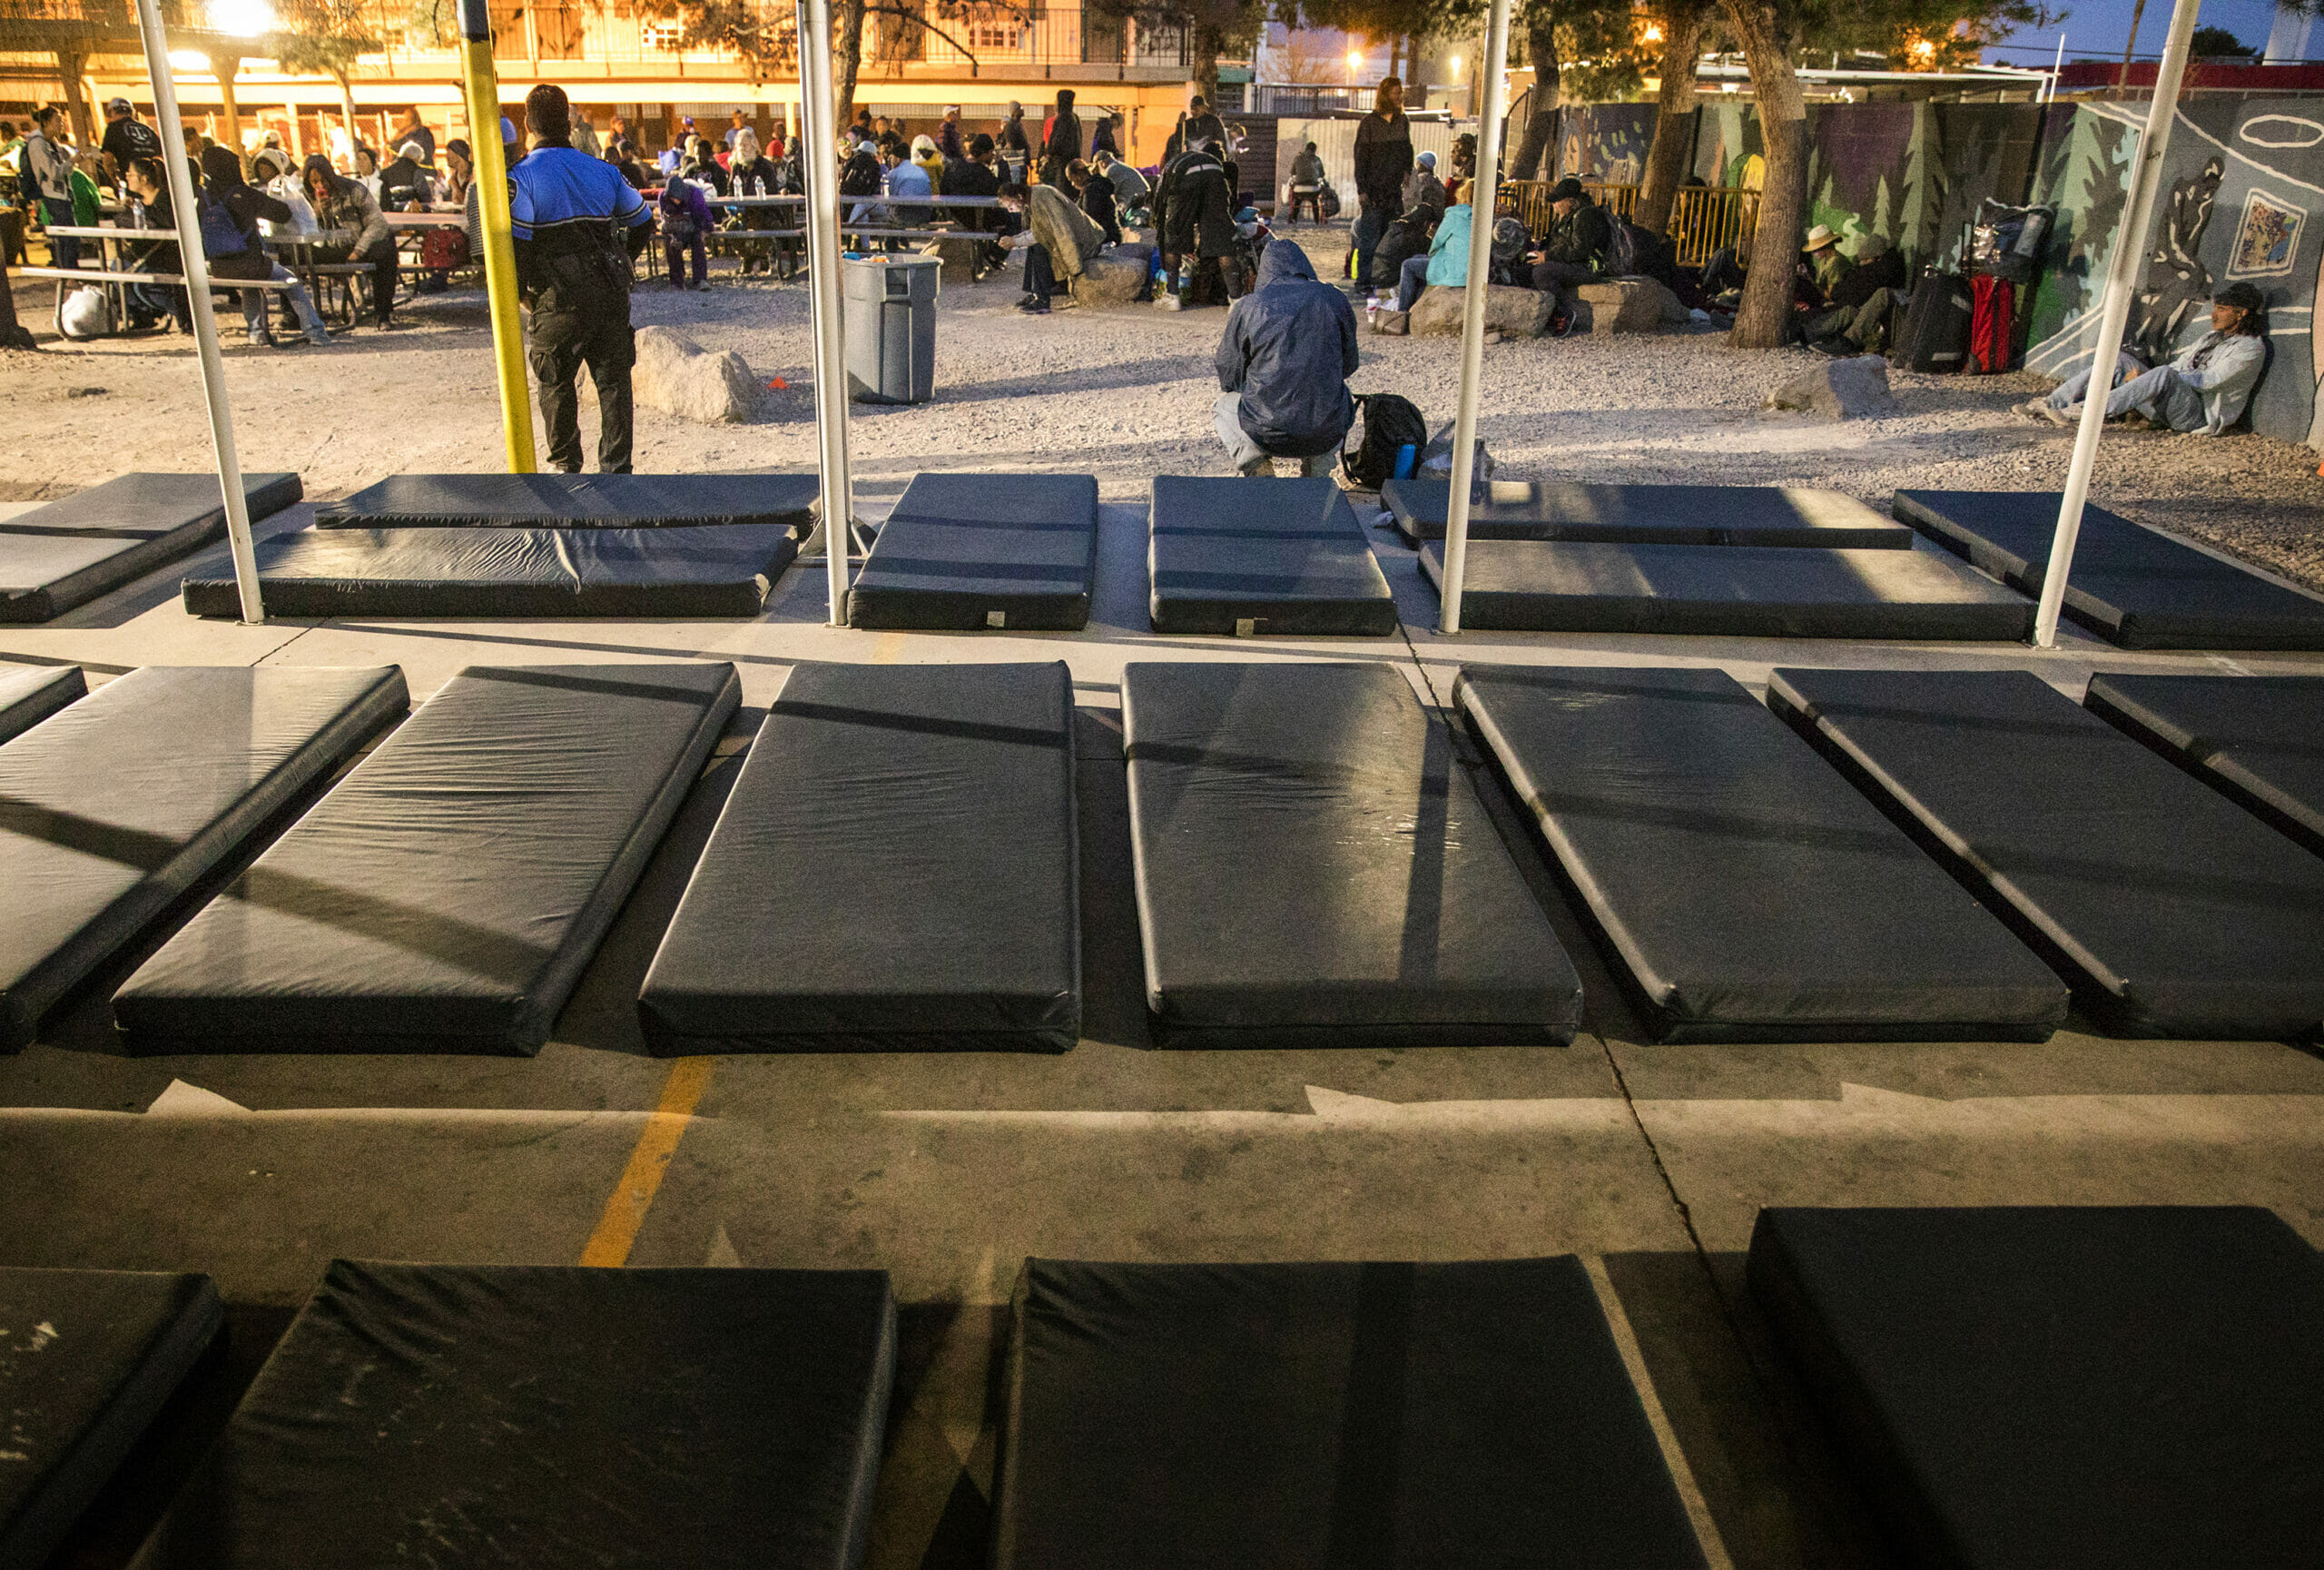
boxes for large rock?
[1408,283,1552,339]
[1765,354,1899,420]
[633,326,763,424]
[1070,252,1149,308]
[1573,277,1688,334]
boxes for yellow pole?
[458,0,535,472]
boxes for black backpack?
[1340,393,1428,490]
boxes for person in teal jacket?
[1393,183,1470,311]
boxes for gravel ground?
[5,223,2319,589]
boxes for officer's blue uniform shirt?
[508,144,651,241]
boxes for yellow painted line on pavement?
[579,1057,714,1267]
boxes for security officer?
[508,84,652,473]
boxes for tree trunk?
[1507,9,1560,181]
[835,0,866,134]
[1634,1,1704,235]
[212,55,241,154]
[1719,0,1807,349]
[334,71,359,153]
[1193,26,1221,113]
[56,52,94,151]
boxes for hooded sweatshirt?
[201,144,290,281]
[301,153,391,254]
[1216,241,1360,458]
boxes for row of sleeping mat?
[1386,478,2324,647]
[15,469,2321,648]
[2,656,2320,1054]
[11,1204,2317,1567]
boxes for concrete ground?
[3,477,2322,1568]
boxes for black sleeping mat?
[1893,489,2324,649]
[1457,667,2065,1042]
[1420,539,2033,638]
[0,664,85,746]
[0,1267,222,1570]
[114,662,739,1054]
[2085,672,2324,855]
[1748,1206,2324,1570]
[315,471,819,531]
[1770,667,2324,1040]
[849,473,1100,630]
[0,665,408,1052]
[182,526,797,618]
[641,661,1080,1052]
[1149,476,1396,636]
[129,1261,896,1570]
[1,471,301,623]
[1122,662,1580,1046]
[1384,479,1911,548]
[995,1257,1709,1570]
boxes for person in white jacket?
[2033,282,2270,436]
[251,148,319,237]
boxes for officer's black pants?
[530,303,636,474]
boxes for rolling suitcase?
[1969,274,2017,373]
[1898,271,1974,372]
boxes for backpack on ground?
[1318,181,1341,219]
[1338,392,1428,491]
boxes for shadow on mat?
[556,750,746,1057]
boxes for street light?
[210,0,276,37]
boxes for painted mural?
[2023,105,2140,361]
[1540,89,2324,444]
[1554,104,1659,184]
[2024,97,2324,445]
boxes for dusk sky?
[1976,0,2294,68]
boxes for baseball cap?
[105,95,130,113]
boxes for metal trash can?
[842,255,939,405]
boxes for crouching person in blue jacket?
[1214,240,1359,477]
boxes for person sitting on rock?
[997,180,1102,315]
[1215,239,1358,477]
[1394,179,1470,312]
[1804,231,1907,356]
[1527,176,1609,295]
[2024,282,2269,435]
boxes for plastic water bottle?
[1177,256,1194,306]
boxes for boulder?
[1070,252,1149,308]
[1371,308,1410,336]
[633,325,763,424]
[1573,277,1687,334]
[1765,354,1899,420]
[1407,283,1552,339]
[917,234,981,286]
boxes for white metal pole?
[134,0,263,623]
[2032,0,2198,648]
[797,0,854,627]
[2048,34,2066,102]
[1437,0,1512,635]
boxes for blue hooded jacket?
[1216,241,1360,458]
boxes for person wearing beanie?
[1403,147,1445,215]
[2029,281,2270,435]
[1039,88,1080,190]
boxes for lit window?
[972,22,1021,49]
